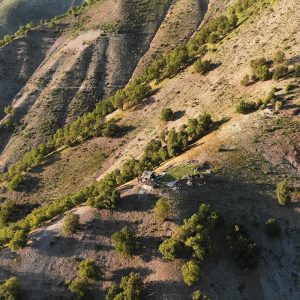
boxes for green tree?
[160,108,174,121]
[62,213,80,236]
[78,259,100,281]
[8,230,28,250]
[112,226,136,257]
[159,238,180,260]
[154,198,173,221]
[236,100,257,114]
[120,272,144,300]
[276,181,290,206]
[0,277,20,300]
[69,278,88,299]
[182,260,201,286]
[194,59,213,75]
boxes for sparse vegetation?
[112,226,136,257]
[226,224,260,269]
[250,58,270,81]
[0,277,20,300]
[265,219,281,237]
[241,74,251,86]
[276,180,290,206]
[273,51,286,64]
[8,229,28,251]
[272,64,289,81]
[105,272,144,300]
[62,213,80,236]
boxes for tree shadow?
[137,236,164,262]
[172,110,185,121]
[117,125,136,137]
[117,193,158,213]
[111,267,152,281]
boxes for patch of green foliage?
[226,224,260,269]
[159,238,181,261]
[236,100,257,114]
[0,276,20,300]
[194,59,213,75]
[159,204,220,286]
[276,180,290,206]
[154,198,173,221]
[112,226,136,257]
[182,260,201,287]
[105,272,144,300]
[192,290,211,300]
[0,200,16,227]
[69,278,88,299]
[78,259,101,281]
[62,213,80,236]
[160,108,174,121]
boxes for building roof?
[141,171,154,179]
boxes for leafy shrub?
[293,63,300,78]
[272,65,288,80]
[236,100,257,114]
[226,224,260,269]
[273,51,286,64]
[159,238,181,260]
[0,277,20,300]
[154,198,173,221]
[265,219,281,237]
[106,272,144,300]
[8,230,28,250]
[7,175,24,191]
[160,108,174,121]
[241,74,251,86]
[250,58,270,81]
[182,260,201,286]
[79,259,100,281]
[276,181,290,206]
[62,213,80,236]
[112,226,136,257]
[194,59,213,75]
[69,278,88,299]
[192,290,210,300]
[0,200,15,227]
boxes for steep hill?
[0,0,84,37]
[0,0,299,299]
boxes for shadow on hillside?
[117,192,158,212]
[84,218,134,238]
[147,280,189,300]
[137,236,164,262]
[117,125,136,137]
[172,110,185,121]
[112,267,152,280]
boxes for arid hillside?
[0,0,299,299]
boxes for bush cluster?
[192,290,211,300]
[112,226,136,257]
[0,200,16,227]
[159,204,220,286]
[226,224,260,269]
[0,276,20,300]
[106,272,144,300]
[69,258,101,299]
